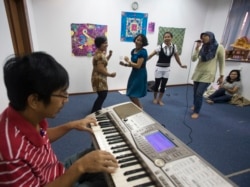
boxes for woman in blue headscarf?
[191,31,225,119]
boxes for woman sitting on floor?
[206,69,241,104]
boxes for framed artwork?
[120,11,148,42]
[148,22,155,33]
[158,27,186,55]
[71,23,107,56]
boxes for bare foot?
[153,99,158,104]
[158,101,164,106]
[206,99,214,104]
[191,113,199,119]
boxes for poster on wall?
[158,27,186,55]
[120,12,148,42]
[71,23,107,57]
[148,22,155,33]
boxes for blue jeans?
[193,81,210,113]
[63,148,108,187]
[208,88,232,103]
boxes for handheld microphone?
[195,40,202,42]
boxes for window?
[222,0,250,62]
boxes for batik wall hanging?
[120,12,148,42]
[71,23,107,56]
[158,27,186,55]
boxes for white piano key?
[113,150,134,157]
[91,124,102,132]
[97,119,111,123]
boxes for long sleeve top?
[191,44,225,83]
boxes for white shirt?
[155,43,178,56]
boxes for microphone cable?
[182,41,200,145]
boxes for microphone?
[195,40,202,42]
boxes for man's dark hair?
[4,52,69,110]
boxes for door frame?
[4,0,32,55]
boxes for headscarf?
[199,31,218,62]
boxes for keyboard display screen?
[145,131,175,152]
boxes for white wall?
[1,0,249,113]
[0,0,14,112]
[26,0,231,92]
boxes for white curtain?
[222,0,250,50]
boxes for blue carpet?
[47,85,250,187]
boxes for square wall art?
[71,23,107,56]
[120,12,148,42]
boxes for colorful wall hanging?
[148,22,155,33]
[158,27,186,55]
[71,23,107,56]
[120,12,148,42]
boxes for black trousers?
[91,90,108,113]
[154,78,168,93]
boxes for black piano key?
[106,136,122,142]
[120,161,139,168]
[109,139,124,145]
[124,168,144,175]
[97,117,109,120]
[101,125,114,129]
[95,111,101,115]
[102,128,116,132]
[105,134,120,139]
[99,122,112,126]
[100,124,113,128]
[106,136,122,141]
[127,173,149,182]
[110,144,127,149]
[113,147,130,153]
[133,181,156,187]
[118,157,137,163]
[116,153,134,159]
[103,130,118,134]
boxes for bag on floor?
[230,95,250,107]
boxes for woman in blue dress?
[120,34,148,108]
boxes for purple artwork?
[148,22,155,33]
[71,23,107,57]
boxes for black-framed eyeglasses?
[51,94,69,99]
